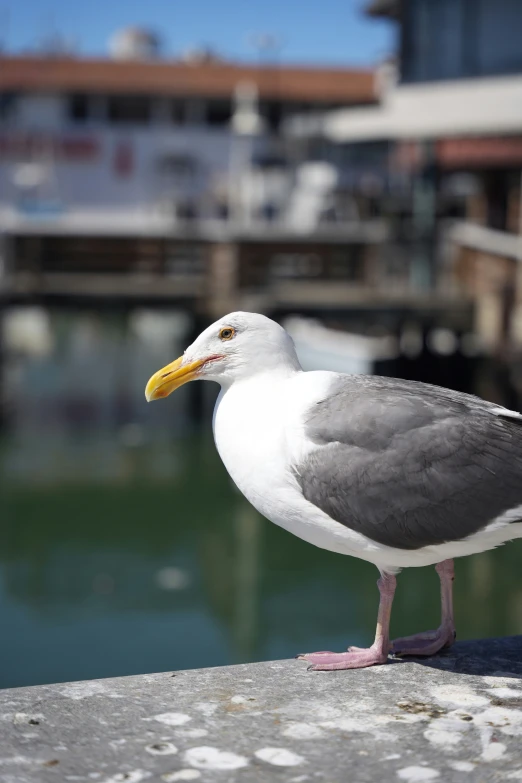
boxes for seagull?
[145,312,522,671]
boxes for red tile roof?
[0,55,377,104]
[395,137,522,171]
[438,137,522,168]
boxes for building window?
[158,153,198,179]
[259,100,284,131]
[284,101,308,116]
[206,99,231,127]
[0,92,18,120]
[185,99,206,125]
[68,94,89,122]
[330,249,364,282]
[402,0,522,83]
[402,0,465,82]
[156,154,200,205]
[270,252,323,279]
[170,99,186,124]
[476,0,522,76]
[164,243,205,276]
[108,95,151,124]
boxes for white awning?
[289,74,522,142]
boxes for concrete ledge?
[1,637,522,782]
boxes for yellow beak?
[145,356,207,401]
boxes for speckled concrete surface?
[1,638,522,782]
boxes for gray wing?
[294,375,522,550]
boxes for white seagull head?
[145,311,301,401]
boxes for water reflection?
[1,308,522,688]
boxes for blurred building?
[0,25,474,329]
[0,42,375,224]
[290,0,522,355]
[0,35,405,318]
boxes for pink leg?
[391,559,456,657]
[297,573,396,671]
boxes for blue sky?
[1,0,394,66]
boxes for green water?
[1,433,522,689]
[1,307,522,689]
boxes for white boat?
[283,316,399,375]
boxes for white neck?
[209,352,302,392]
[212,368,296,487]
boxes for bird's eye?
[219,327,235,341]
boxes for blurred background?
[1,0,522,688]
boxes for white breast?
[211,370,387,563]
[212,371,298,512]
